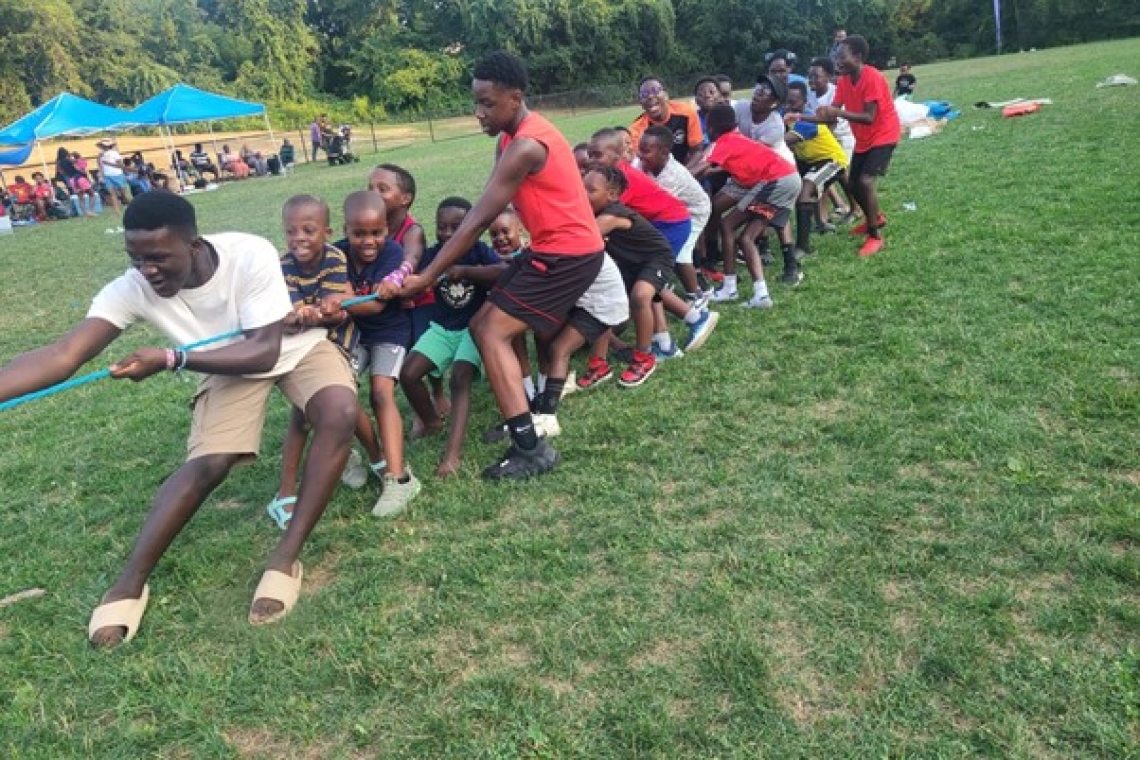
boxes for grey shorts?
[352,342,406,378]
[575,253,629,328]
[723,173,802,227]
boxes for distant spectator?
[6,175,41,221]
[829,29,847,67]
[280,138,296,170]
[97,138,131,213]
[241,143,268,176]
[55,147,96,216]
[189,143,220,182]
[220,144,250,179]
[309,118,323,162]
[894,64,917,99]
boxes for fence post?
[427,114,436,143]
[298,130,309,163]
[370,120,378,154]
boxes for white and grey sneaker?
[372,468,421,517]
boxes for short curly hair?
[124,190,197,240]
[472,51,529,92]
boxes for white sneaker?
[560,371,578,397]
[710,287,739,302]
[743,294,774,310]
[533,413,562,438]
[340,449,368,489]
[372,468,421,517]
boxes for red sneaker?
[618,350,657,388]
[851,214,887,236]
[701,267,725,284]
[858,236,884,257]
[576,357,613,390]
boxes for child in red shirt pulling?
[693,104,802,309]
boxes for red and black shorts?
[488,249,605,337]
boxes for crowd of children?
[261,38,901,521]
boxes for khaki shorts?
[186,340,355,462]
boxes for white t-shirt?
[732,102,796,166]
[99,149,124,178]
[649,156,711,228]
[88,232,324,379]
[809,83,855,146]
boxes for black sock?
[757,237,770,257]
[867,224,881,239]
[781,242,795,267]
[507,412,538,451]
[795,203,814,252]
[537,379,565,414]
[398,473,410,484]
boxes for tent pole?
[208,123,220,160]
[264,113,278,153]
[36,141,50,176]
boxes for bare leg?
[400,352,442,439]
[739,216,771,283]
[370,376,406,477]
[251,385,357,621]
[90,452,241,646]
[469,304,531,421]
[438,361,477,477]
[276,406,310,501]
[353,404,384,468]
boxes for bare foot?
[436,458,461,477]
[434,394,452,418]
[409,417,442,440]
[249,597,284,621]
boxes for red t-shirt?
[7,183,34,204]
[617,162,689,224]
[499,112,603,256]
[705,131,797,187]
[833,65,900,151]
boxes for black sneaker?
[482,420,509,443]
[481,439,560,481]
[760,250,776,267]
[780,265,804,287]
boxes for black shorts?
[849,144,896,181]
[617,255,673,296]
[565,307,610,342]
[488,249,604,337]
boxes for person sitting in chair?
[188,144,220,182]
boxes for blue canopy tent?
[127,84,277,172]
[0,93,135,175]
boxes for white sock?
[653,332,672,349]
[753,279,770,300]
[523,376,536,400]
[537,373,547,393]
[683,308,701,324]
[724,274,738,291]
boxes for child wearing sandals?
[265,195,387,528]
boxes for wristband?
[381,261,415,289]
[176,349,189,372]
[165,348,176,370]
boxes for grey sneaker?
[743,293,774,309]
[372,468,421,517]
[340,449,368,489]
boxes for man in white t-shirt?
[96,138,131,213]
[0,191,358,647]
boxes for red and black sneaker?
[576,357,613,390]
[850,214,887,236]
[618,350,657,388]
[700,267,725,284]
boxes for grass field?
[0,39,1137,759]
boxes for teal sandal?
[265,495,297,530]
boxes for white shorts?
[575,253,629,327]
[675,213,708,266]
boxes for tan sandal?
[88,584,150,645]
[248,562,303,625]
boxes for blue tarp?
[0,93,134,145]
[127,84,264,126]
[0,143,34,166]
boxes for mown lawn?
[0,39,1137,759]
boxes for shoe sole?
[576,372,613,390]
[683,311,720,352]
[618,365,657,388]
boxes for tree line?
[2,0,1136,127]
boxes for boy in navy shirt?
[400,197,505,476]
[325,191,421,516]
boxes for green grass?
[1,39,1138,758]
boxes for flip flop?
[249,562,303,626]
[88,584,150,645]
[265,495,297,530]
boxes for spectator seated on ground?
[6,175,41,222]
[123,158,152,196]
[188,143,220,182]
[219,145,251,179]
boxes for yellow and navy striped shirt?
[280,243,355,351]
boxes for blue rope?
[0,294,380,413]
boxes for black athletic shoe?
[481,439,560,481]
[760,251,776,267]
[780,264,804,287]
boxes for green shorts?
[411,322,483,378]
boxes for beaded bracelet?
[381,260,414,289]
[165,348,177,371]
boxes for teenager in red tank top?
[393,52,604,481]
